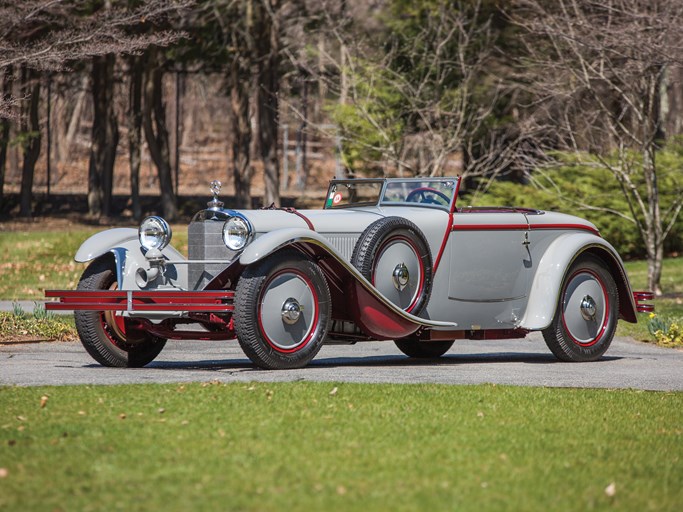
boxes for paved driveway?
[2,333,682,391]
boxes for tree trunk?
[0,66,12,208]
[256,0,280,207]
[230,59,253,209]
[61,75,88,163]
[19,66,41,218]
[128,55,143,220]
[143,49,178,221]
[88,55,119,218]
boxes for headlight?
[222,216,251,250]
[139,216,172,251]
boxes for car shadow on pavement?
[310,352,622,368]
[130,352,622,371]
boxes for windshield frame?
[323,177,460,212]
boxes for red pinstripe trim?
[451,223,528,231]
[450,223,600,236]
[532,223,600,235]
[432,213,453,275]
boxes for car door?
[446,211,532,329]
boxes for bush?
[0,304,76,342]
[646,313,683,347]
[467,149,683,259]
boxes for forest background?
[0,0,681,295]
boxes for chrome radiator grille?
[188,220,237,290]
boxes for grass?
[618,258,683,342]
[0,303,76,343]
[0,227,188,300]
[0,382,681,512]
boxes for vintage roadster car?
[46,177,654,369]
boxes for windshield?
[324,180,383,209]
[323,178,458,210]
[381,179,456,210]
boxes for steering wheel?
[405,187,451,206]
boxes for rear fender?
[75,228,187,290]
[520,233,637,330]
[234,228,457,339]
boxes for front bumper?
[45,290,235,313]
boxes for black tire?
[351,217,433,315]
[542,254,618,362]
[234,250,331,370]
[74,257,166,368]
[394,338,454,358]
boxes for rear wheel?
[351,217,435,357]
[543,255,618,362]
[74,257,166,368]
[234,250,331,369]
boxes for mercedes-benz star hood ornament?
[208,180,224,210]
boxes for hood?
[233,208,385,234]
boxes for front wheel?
[234,250,331,369]
[74,257,167,368]
[542,255,618,362]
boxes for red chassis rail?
[633,291,655,313]
[45,290,235,313]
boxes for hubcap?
[562,270,608,346]
[392,263,410,291]
[372,237,424,312]
[281,298,303,325]
[580,295,597,320]
[258,270,318,352]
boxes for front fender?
[520,233,637,330]
[233,228,457,339]
[239,228,325,265]
[74,228,187,290]
[75,228,139,262]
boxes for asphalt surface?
[2,333,682,390]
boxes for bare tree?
[0,1,189,217]
[293,0,524,184]
[19,66,41,217]
[143,48,178,221]
[513,0,683,295]
[88,53,119,218]
[128,55,144,220]
[255,0,282,206]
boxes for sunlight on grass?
[0,382,681,512]
[0,228,188,300]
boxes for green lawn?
[619,258,683,342]
[0,227,188,300]
[1,382,681,512]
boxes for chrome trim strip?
[253,234,458,329]
[448,295,526,303]
[110,247,127,288]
